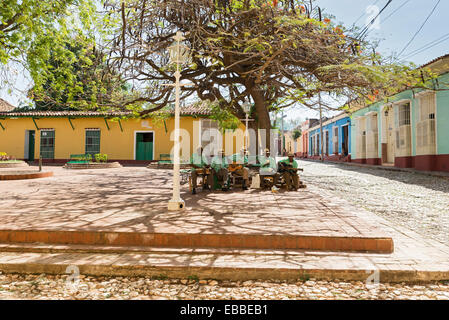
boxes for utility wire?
[352,0,381,26]
[363,0,412,38]
[398,0,441,57]
[402,32,449,60]
[382,0,412,23]
[356,0,393,40]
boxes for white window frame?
[133,130,155,161]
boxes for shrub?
[0,152,15,161]
[95,153,108,163]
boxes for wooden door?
[386,111,395,163]
[136,132,153,161]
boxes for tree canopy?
[27,35,127,110]
[96,0,433,145]
[2,0,437,148]
[0,0,98,101]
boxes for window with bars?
[85,129,101,156]
[398,103,411,126]
[416,93,436,154]
[333,126,339,154]
[418,93,436,122]
[40,130,55,159]
[201,119,219,148]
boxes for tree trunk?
[250,88,272,155]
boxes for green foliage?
[292,129,302,140]
[187,275,199,282]
[0,0,95,64]
[0,152,16,161]
[27,33,127,110]
[208,101,241,131]
[146,106,173,129]
[94,153,108,163]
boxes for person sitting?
[277,152,300,191]
[258,148,279,188]
[210,149,230,191]
[190,147,213,195]
[228,148,250,190]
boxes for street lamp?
[242,101,251,151]
[167,31,190,211]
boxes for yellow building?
[284,132,301,155]
[0,106,247,164]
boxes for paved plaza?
[0,164,448,286]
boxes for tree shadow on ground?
[0,167,352,238]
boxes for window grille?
[201,119,219,149]
[398,103,411,126]
[333,126,339,154]
[40,129,55,159]
[85,129,101,157]
[416,92,436,155]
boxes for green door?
[136,132,153,160]
[28,130,35,161]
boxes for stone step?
[0,245,446,283]
[0,229,394,253]
[0,242,308,255]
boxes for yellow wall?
[284,133,299,154]
[0,116,246,161]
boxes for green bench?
[158,153,172,164]
[68,154,92,164]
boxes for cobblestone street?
[299,160,449,246]
[1,273,449,300]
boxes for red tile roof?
[420,53,449,69]
[0,98,15,112]
[0,104,213,118]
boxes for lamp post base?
[168,198,185,211]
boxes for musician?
[211,149,230,191]
[228,148,249,190]
[258,148,279,187]
[190,147,213,195]
[277,152,300,191]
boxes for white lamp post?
[242,101,251,151]
[167,32,190,211]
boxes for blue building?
[308,113,351,160]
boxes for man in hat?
[190,147,213,195]
[210,149,230,191]
[277,152,299,190]
[258,148,278,188]
[228,148,249,190]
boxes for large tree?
[27,35,127,111]
[99,0,431,148]
[0,0,97,99]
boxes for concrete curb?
[0,171,53,180]
[0,254,448,283]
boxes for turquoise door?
[136,132,153,160]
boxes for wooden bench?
[67,154,92,164]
